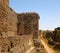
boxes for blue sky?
[9,0,60,30]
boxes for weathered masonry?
[0,0,17,38]
[17,13,40,38]
[0,0,40,53]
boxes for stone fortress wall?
[0,0,40,53]
[0,0,17,38]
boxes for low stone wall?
[0,35,33,53]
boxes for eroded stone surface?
[0,0,40,53]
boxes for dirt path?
[26,47,36,53]
[40,39,57,53]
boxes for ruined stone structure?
[0,0,40,53]
[0,0,17,38]
[7,7,17,37]
[0,35,33,53]
[17,13,39,38]
[0,0,8,37]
